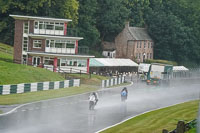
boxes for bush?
[145,59,178,66]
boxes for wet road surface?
[0,82,199,133]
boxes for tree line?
[0,0,200,66]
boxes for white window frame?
[23,21,29,34]
[23,37,28,51]
[33,40,42,48]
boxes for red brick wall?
[29,20,34,34]
[28,38,45,52]
[134,40,154,62]
[27,55,32,65]
[13,20,23,64]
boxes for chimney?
[125,21,130,28]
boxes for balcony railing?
[31,46,89,55]
[33,28,78,37]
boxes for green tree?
[96,0,130,41]
[77,0,100,49]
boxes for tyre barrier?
[101,75,125,88]
[0,79,80,95]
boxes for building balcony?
[33,28,78,37]
[28,46,89,55]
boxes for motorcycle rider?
[89,92,99,110]
[121,87,128,102]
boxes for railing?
[57,67,91,79]
[43,46,89,55]
[44,65,91,79]
[33,28,78,37]
[0,47,13,55]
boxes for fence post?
[162,129,168,133]
[177,120,185,133]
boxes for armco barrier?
[101,75,125,88]
[0,79,80,95]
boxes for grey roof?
[129,27,152,41]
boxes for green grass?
[187,128,196,133]
[0,42,13,53]
[101,100,199,133]
[0,43,65,85]
[0,84,99,105]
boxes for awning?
[89,58,138,67]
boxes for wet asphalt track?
[0,81,199,133]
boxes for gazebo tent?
[89,58,138,75]
[173,66,189,78]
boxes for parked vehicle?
[146,63,173,86]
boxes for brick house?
[10,15,94,73]
[115,22,154,63]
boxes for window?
[33,40,42,48]
[66,43,75,48]
[148,42,150,48]
[55,43,63,48]
[50,40,55,47]
[23,22,29,33]
[46,24,54,30]
[39,21,45,29]
[61,59,67,66]
[151,43,153,48]
[139,53,141,59]
[44,57,54,65]
[77,60,87,67]
[147,53,149,59]
[150,53,152,59]
[34,22,38,29]
[73,61,77,66]
[137,42,139,48]
[144,42,146,48]
[55,23,64,30]
[46,40,50,47]
[136,53,138,58]
[23,37,28,51]
[66,60,73,66]
[22,55,27,64]
[140,41,142,48]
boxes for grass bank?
[0,43,65,85]
[101,100,199,133]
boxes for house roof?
[90,58,138,67]
[129,27,152,41]
[102,41,116,51]
[9,14,72,23]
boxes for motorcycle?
[89,100,96,110]
[121,89,128,102]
